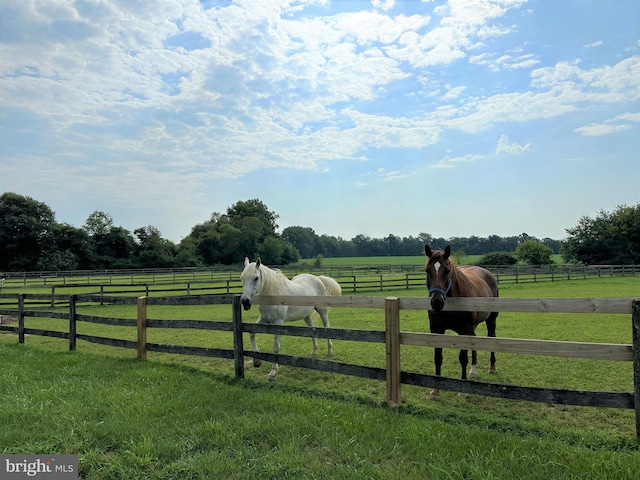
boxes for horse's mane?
[255,263,292,295]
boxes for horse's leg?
[464,321,478,379]
[459,348,469,380]
[315,307,333,356]
[469,349,478,378]
[268,333,281,381]
[303,315,319,357]
[250,316,262,368]
[456,348,472,399]
[469,327,478,378]
[430,319,444,400]
[430,347,443,400]
[486,312,498,374]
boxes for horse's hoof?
[457,392,469,398]
[430,394,441,401]
[267,375,277,382]
[468,372,478,379]
[253,359,262,368]
[489,368,498,374]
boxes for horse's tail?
[318,275,341,296]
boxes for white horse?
[240,257,342,380]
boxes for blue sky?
[1,0,639,244]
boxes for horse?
[240,257,342,381]
[424,245,499,400]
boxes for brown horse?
[424,244,499,400]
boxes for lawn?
[1,275,639,478]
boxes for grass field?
[1,276,639,478]
[299,254,565,267]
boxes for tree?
[94,226,139,268]
[226,199,278,240]
[183,213,223,265]
[515,239,554,265]
[83,211,114,238]
[477,252,518,267]
[0,192,56,270]
[42,223,95,270]
[562,204,640,265]
[281,226,318,258]
[452,248,466,265]
[134,225,177,268]
[258,236,285,265]
[175,236,204,267]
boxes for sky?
[1,0,639,244]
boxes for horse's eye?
[253,276,259,282]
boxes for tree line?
[1,192,638,272]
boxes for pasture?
[1,276,639,478]
[299,254,565,267]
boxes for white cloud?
[496,135,531,154]
[429,154,484,168]
[383,170,408,181]
[1,0,639,242]
[441,85,467,100]
[574,112,640,136]
[469,52,540,71]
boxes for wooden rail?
[0,293,638,438]
[1,264,638,295]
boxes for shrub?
[477,251,518,267]
[516,239,554,265]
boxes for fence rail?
[1,264,637,290]
[0,293,638,438]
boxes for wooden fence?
[1,293,639,438]
[1,264,638,292]
[1,264,639,303]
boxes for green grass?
[299,254,565,266]
[1,276,640,478]
[1,343,639,479]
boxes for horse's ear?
[256,258,261,268]
[444,245,451,259]
[425,245,432,257]
[244,257,250,267]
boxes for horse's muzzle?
[241,298,252,310]
[430,296,445,312]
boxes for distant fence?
[1,264,638,298]
[1,292,639,438]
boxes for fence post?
[632,299,640,440]
[232,295,245,379]
[137,296,147,360]
[18,294,25,344]
[385,296,401,407]
[69,294,76,351]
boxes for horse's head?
[424,244,453,312]
[240,257,262,310]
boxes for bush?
[477,252,518,267]
[516,239,554,265]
